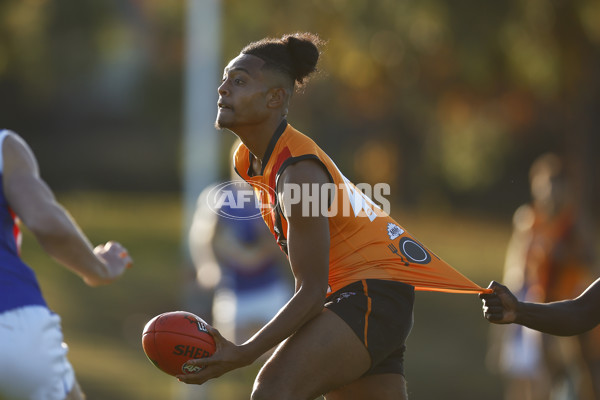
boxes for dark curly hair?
[241,32,324,90]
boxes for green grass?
[22,193,510,399]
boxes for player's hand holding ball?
[142,311,216,376]
[175,322,256,385]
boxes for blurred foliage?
[1,0,598,215]
[0,0,184,191]
[221,0,600,216]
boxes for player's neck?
[233,117,285,163]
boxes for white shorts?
[212,281,291,342]
[0,306,75,400]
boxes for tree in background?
[0,0,598,217]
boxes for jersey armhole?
[274,154,335,222]
[233,166,244,180]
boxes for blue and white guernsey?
[0,130,47,314]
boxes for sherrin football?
[142,311,216,376]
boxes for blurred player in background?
[179,142,290,400]
[189,142,290,345]
[484,153,599,400]
[178,32,492,399]
[0,129,132,400]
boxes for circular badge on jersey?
[398,237,431,264]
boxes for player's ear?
[266,87,287,109]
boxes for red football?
[142,311,216,376]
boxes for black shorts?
[324,279,414,377]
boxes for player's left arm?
[178,159,331,384]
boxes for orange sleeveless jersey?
[234,121,491,295]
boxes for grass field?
[23,192,512,399]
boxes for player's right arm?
[1,131,132,286]
[481,279,600,336]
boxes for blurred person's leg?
[498,325,550,400]
[577,329,600,399]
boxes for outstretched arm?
[480,279,600,336]
[2,131,132,286]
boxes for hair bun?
[284,33,322,85]
[241,32,323,89]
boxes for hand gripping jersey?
[0,130,47,313]
[234,121,491,295]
